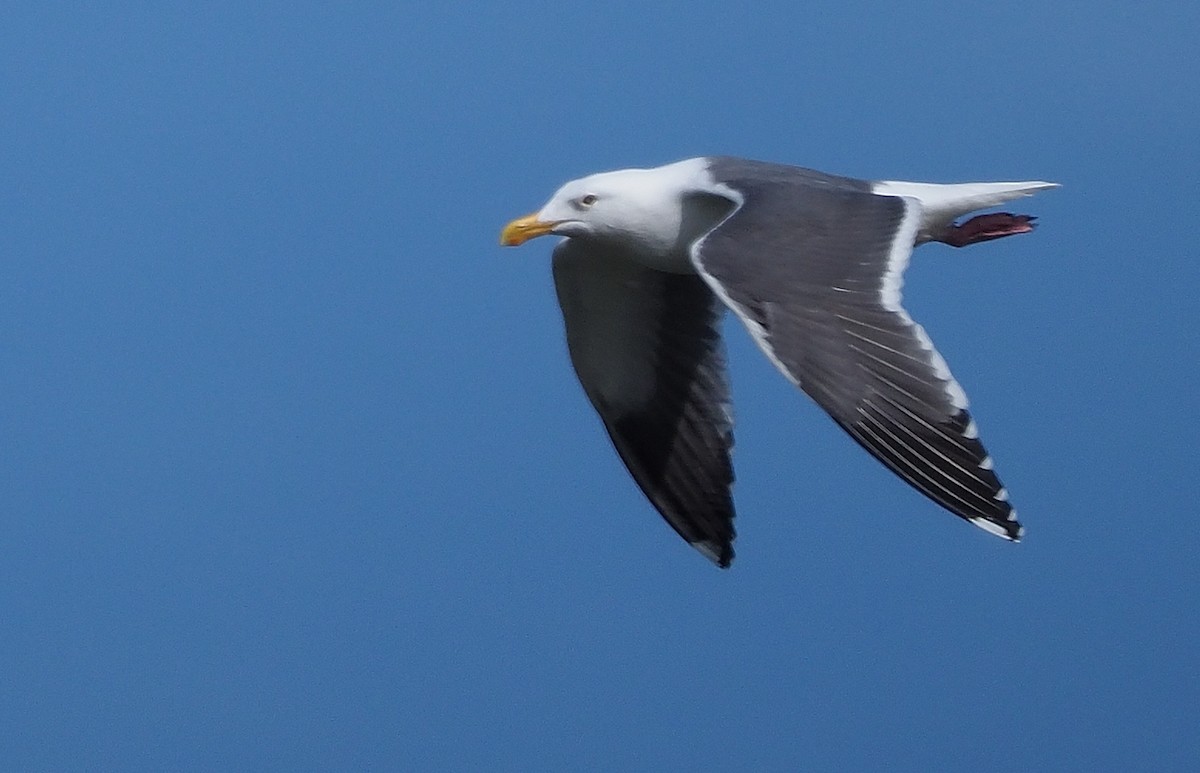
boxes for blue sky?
[2,2,1197,770]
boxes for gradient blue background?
[2,3,1197,770]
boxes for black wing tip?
[692,538,735,568]
[834,407,1027,544]
[967,508,1025,542]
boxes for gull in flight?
[502,156,1057,567]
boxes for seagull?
[501,156,1057,567]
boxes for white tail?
[872,179,1060,242]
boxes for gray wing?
[552,239,736,567]
[690,169,1022,540]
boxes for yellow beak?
[500,213,560,246]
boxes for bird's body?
[501,156,1057,567]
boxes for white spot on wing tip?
[969,510,1022,541]
[994,487,1009,502]
[970,517,1011,539]
[693,540,723,565]
[979,456,994,470]
[964,419,979,439]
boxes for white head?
[500,159,725,259]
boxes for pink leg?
[937,213,1038,248]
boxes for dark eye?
[579,194,598,208]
